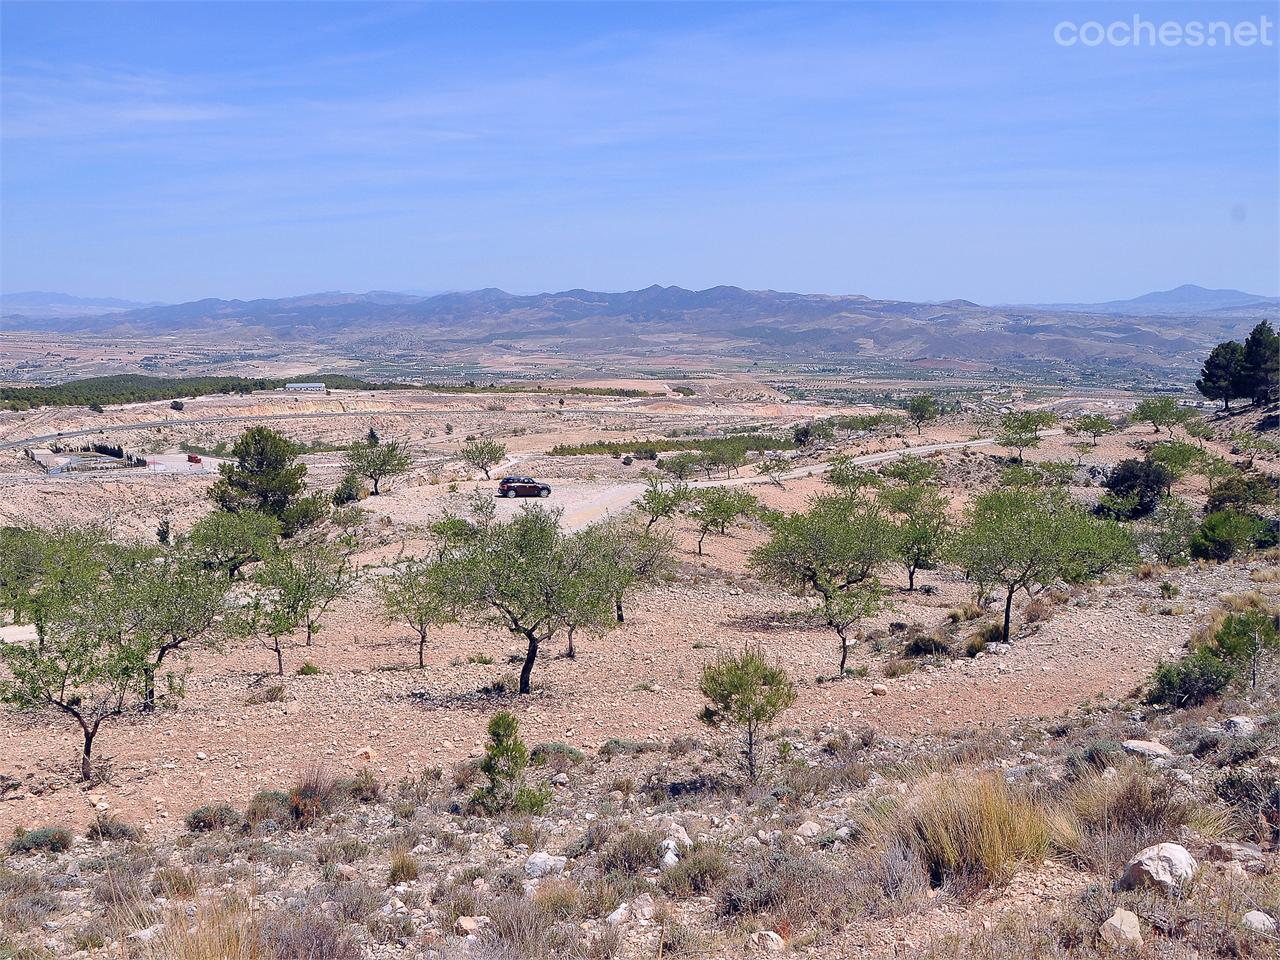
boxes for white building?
[283,382,327,393]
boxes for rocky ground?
[1,392,1278,959]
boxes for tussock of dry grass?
[866,774,1049,889]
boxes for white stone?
[1099,908,1143,948]
[795,820,822,839]
[660,849,680,870]
[1223,716,1259,738]
[870,684,889,696]
[1121,739,1172,759]
[524,852,566,878]
[631,892,656,921]
[1242,910,1276,934]
[605,903,630,925]
[1119,843,1198,896]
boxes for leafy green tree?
[131,548,232,710]
[377,555,467,668]
[948,488,1134,643]
[689,488,757,555]
[1138,497,1198,566]
[635,476,691,528]
[249,542,355,672]
[1148,441,1203,482]
[1075,414,1116,446]
[186,509,280,579]
[698,647,796,782]
[1102,459,1174,518]
[880,455,938,486]
[344,438,411,495]
[996,411,1044,462]
[1241,320,1279,406]
[450,506,621,693]
[0,527,47,624]
[210,426,309,521]
[0,534,151,780]
[905,394,941,435]
[587,516,675,626]
[826,456,883,494]
[756,453,791,487]
[751,494,895,673]
[1132,396,1191,436]
[660,452,701,481]
[1195,340,1248,411]
[882,485,951,590]
[470,711,549,814]
[460,438,507,480]
[1205,471,1278,514]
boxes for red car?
[497,476,551,498]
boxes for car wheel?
[505,489,516,498]
[539,488,550,498]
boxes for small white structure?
[283,382,327,393]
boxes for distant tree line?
[0,373,405,411]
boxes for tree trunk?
[80,725,95,782]
[519,632,539,694]
[372,477,381,495]
[141,665,157,712]
[837,625,850,675]
[565,626,576,660]
[907,565,917,591]
[614,594,625,624]
[306,622,313,646]
[745,721,757,782]
[1003,587,1015,643]
[697,531,706,555]
[418,631,426,669]
[274,641,284,676]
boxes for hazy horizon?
[3,1,1277,304]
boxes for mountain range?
[3,284,1274,373]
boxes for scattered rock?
[1121,739,1172,760]
[795,820,822,839]
[752,930,786,952]
[1099,908,1143,949]
[1119,843,1198,896]
[870,684,889,696]
[1207,841,1263,865]
[455,915,488,935]
[355,746,376,762]
[605,903,631,925]
[1223,716,1258,738]
[632,892,656,921]
[1242,910,1276,934]
[524,852,566,878]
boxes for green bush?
[1146,650,1235,707]
[470,711,551,815]
[86,813,138,842]
[1190,510,1264,561]
[185,804,242,832]
[8,826,73,854]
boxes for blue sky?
[2,1,1276,304]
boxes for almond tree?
[345,438,412,495]
[689,488,757,555]
[699,647,796,783]
[751,493,895,675]
[947,488,1134,643]
[132,547,233,710]
[0,532,151,780]
[634,476,690,528]
[451,506,620,693]
[881,484,951,591]
[377,555,467,668]
[460,439,507,480]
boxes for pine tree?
[1195,340,1247,411]
[1241,320,1279,406]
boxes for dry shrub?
[472,893,586,960]
[388,846,419,884]
[869,775,1048,890]
[151,866,198,899]
[258,905,362,959]
[288,767,341,827]
[1023,596,1054,624]
[883,658,916,678]
[947,603,983,623]
[660,843,729,896]
[716,844,857,932]
[87,813,139,842]
[1219,590,1269,613]
[532,877,582,919]
[598,828,662,875]
[121,897,265,960]
[0,867,59,930]
[1050,761,1227,873]
[316,837,368,864]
